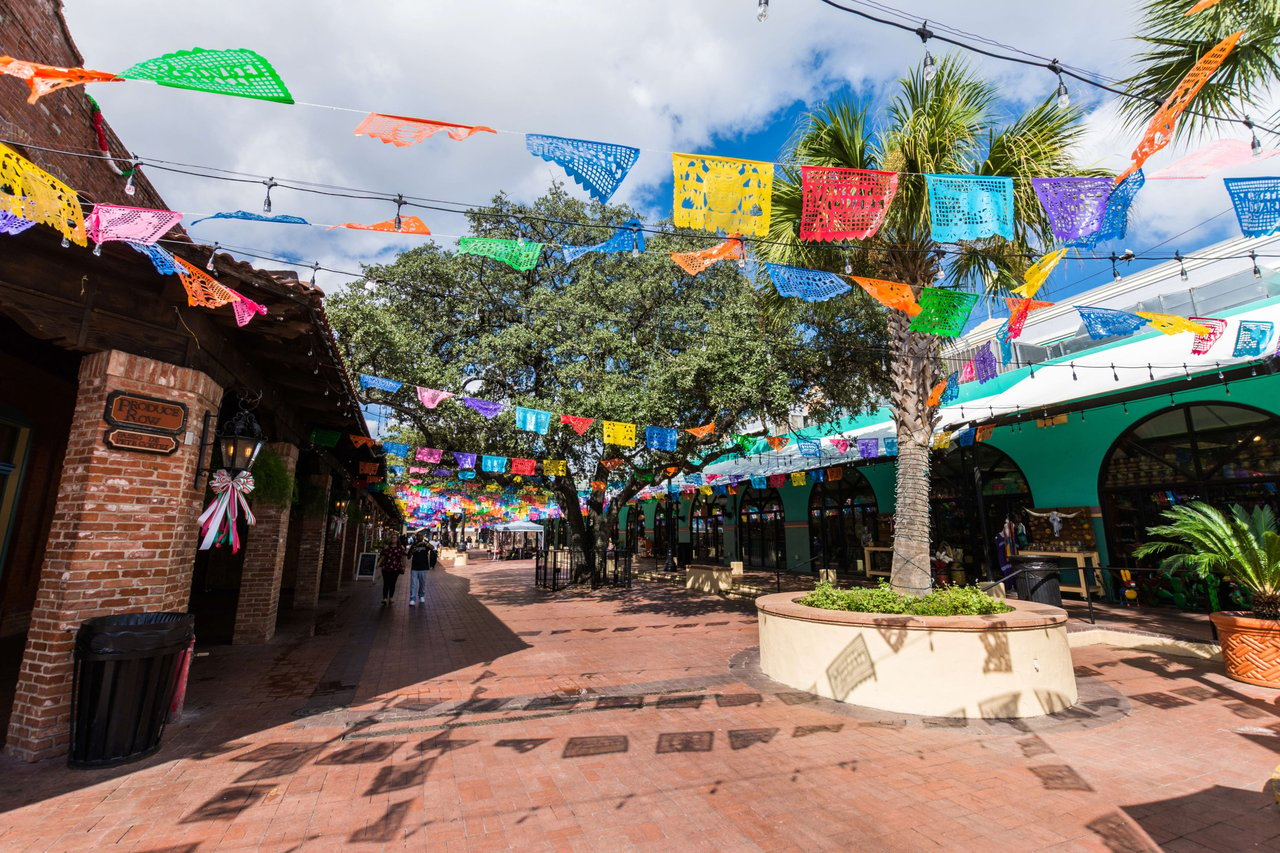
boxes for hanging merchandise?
[515,406,553,435]
[510,458,536,476]
[197,469,255,552]
[175,257,241,309]
[228,288,268,327]
[120,47,294,103]
[766,435,790,451]
[790,471,807,487]
[0,211,35,235]
[543,460,568,477]
[359,373,403,393]
[856,438,879,458]
[670,234,743,276]
[382,441,410,457]
[1031,177,1113,246]
[525,134,640,203]
[925,174,1014,243]
[602,421,636,447]
[1117,30,1244,182]
[766,263,852,302]
[1005,297,1053,338]
[0,56,121,103]
[0,143,86,246]
[1076,306,1150,339]
[1150,138,1278,180]
[85,204,181,248]
[562,218,644,263]
[417,387,454,409]
[189,210,310,226]
[941,371,960,403]
[646,426,678,451]
[798,165,899,241]
[416,447,444,463]
[1224,177,1280,237]
[830,438,849,455]
[1232,321,1274,357]
[310,428,340,447]
[329,216,431,235]
[481,455,508,473]
[797,439,822,457]
[458,237,543,271]
[354,113,495,146]
[826,467,844,481]
[974,341,999,383]
[1011,249,1067,299]
[127,241,182,275]
[851,277,922,316]
[462,397,504,419]
[908,288,979,336]
[560,414,595,435]
[1189,318,1228,354]
[453,451,477,469]
[672,153,774,238]
[1136,312,1211,336]
[686,422,715,439]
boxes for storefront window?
[738,488,784,569]
[690,492,725,563]
[807,471,878,574]
[931,444,1033,577]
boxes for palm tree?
[1133,502,1280,618]
[762,57,1094,596]
[1119,0,1280,139]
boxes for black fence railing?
[535,548,632,591]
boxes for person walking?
[428,542,439,572]
[379,537,407,605]
[408,542,430,607]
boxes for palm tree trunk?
[887,310,941,597]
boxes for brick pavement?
[0,559,1278,851]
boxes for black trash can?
[1012,558,1063,607]
[70,612,195,768]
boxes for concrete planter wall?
[756,594,1077,719]
[1209,611,1280,688]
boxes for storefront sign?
[103,428,180,455]
[103,391,187,435]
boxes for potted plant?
[1134,502,1280,688]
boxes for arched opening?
[1101,402,1280,583]
[690,491,725,563]
[652,498,678,561]
[738,487,784,569]
[931,443,1033,579]
[808,469,879,575]
[625,503,645,555]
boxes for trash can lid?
[76,612,194,655]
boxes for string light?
[757,0,769,22]
[207,242,219,271]
[262,178,276,214]
[394,194,406,232]
[1252,251,1262,279]
[1175,250,1188,282]
[1110,253,1122,282]
[1049,61,1069,109]
[1245,117,1262,156]
[915,22,937,81]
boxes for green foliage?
[1133,502,1280,618]
[799,581,1013,616]
[248,446,293,509]
[1118,0,1280,140]
[297,478,330,519]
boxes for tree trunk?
[887,310,941,597]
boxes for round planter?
[1209,611,1280,688]
[756,594,1076,719]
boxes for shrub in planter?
[1135,502,1280,688]
[248,446,294,510]
[798,581,1012,616]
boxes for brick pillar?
[319,506,345,596]
[340,496,360,584]
[5,351,221,762]
[232,443,299,644]
[292,473,330,608]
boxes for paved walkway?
[1,560,1278,851]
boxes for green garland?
[249,446,294,509]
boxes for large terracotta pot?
[1210,611,1280,688]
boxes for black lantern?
[217,409,266,472]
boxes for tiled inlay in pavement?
[0,559,1277,852]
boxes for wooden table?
[1017,550,1102,598]
[863,546,893,578]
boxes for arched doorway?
[738,487,784,569]
[652,498,678,561]
[690,491,725,563]
[625,503,645,555]
[931,443,1033,579]
[1101,403,1280,607]
[808,470,879,575]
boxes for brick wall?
[292,474,330,609]
[4,350,222,761]
[232,443,298,644]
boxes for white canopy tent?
[489,520,544,556]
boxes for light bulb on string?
[1049,61,1068,109]
[1252,251,1262,279]
[61,235,69,248]
[262,178,276,214]
[92,242,102,257]
[916,23,936,81]
[310,262,320,287]
[1176,250,1188,282]
[207,243,219,271]
[394,194,406,232]
[124,161,138,197]
[1110,253,1121,282]
[1245,118,1262,156]
[756,0,768,22]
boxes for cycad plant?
[1133,502,1280,619]
[762,57,1095,596]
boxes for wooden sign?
[103,391,187,435]
[103,428,180,455]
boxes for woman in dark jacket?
[378,537,407,605]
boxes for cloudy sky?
[62,0,1277,304]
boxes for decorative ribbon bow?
[198,470,256,553]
